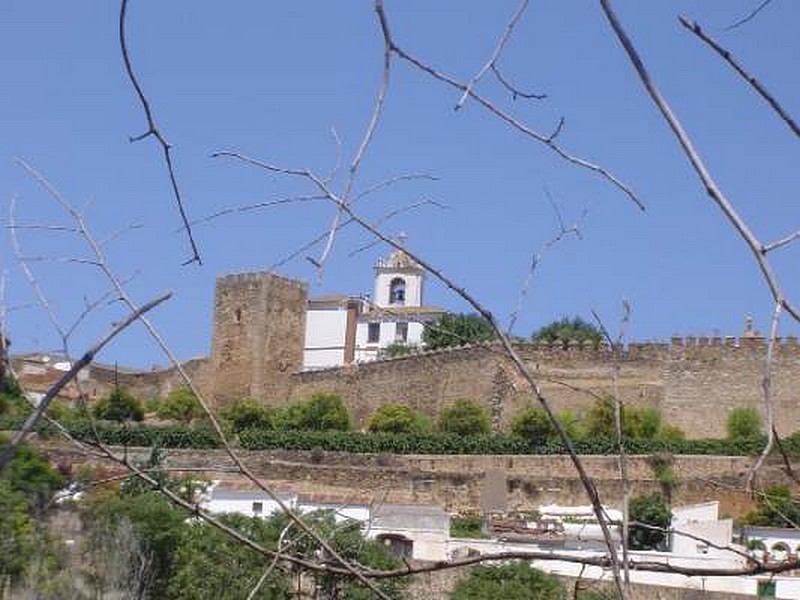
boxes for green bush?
[450,515,485,539]
[381,342,418,358]
[531,316,602,347]
[437,399,490,436]
[221,399,275,433]
[584,396,668,440]
[367,403,430,434]
[744,485,800,528]
[422,313,495,350]
[629,493,671,551]
[93,386,144,422]
[451,562,565,600]
[157,387,203,424]
[726,406,762,440]
[281,393,350,431]
[510,405,556,440]
[658,424,686,443]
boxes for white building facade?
[302,248,445,369]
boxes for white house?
[303,247,445,369]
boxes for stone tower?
[209,272,308,406]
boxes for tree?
[94,386,144,422]
[584,396,666,440]
[437,399,490,436]
[0,481,36,589]
[422,313,495,350]
[167,514,290,600]
[157,387,202,424]
[450,562,565,600]
[1,438,65,514]
[221,398,275,433]
[744,485,800,528]
[281,393,351,431]
[368,403,431,434]
[532,316,603,347]
[628,493,672,551]
[510,405,555,440]
[726,406,762,440]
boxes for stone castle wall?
[17,272,800,439]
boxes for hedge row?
[238,429,775,457]
[0,416,220,449]
[2,415,793,456]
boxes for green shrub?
[450,515,485,539]
[157,387,202,424]
[510,405,555,440]
[93,386,144,422]
[422,313,495,350]
[658,424,686,443]
[281,393,350,431]
[743,485,800,528]
[531,316,602,347]
[585,396,667,440]
[367,404,430,434]
[629,493,671,551]
[437,399,490,436]
[221,399,275,433]
[381,342,418,358]
[451,562,565,600]
[558,409,583,439]
[726,406,762,440]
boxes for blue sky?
[1,1,798,367]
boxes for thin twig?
[725,0,775,31]
[118,0,201,265]
[679,16,799,138]
[455,0,532,110]
[375,0,644,211]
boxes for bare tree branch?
[118,0,201,265]
[725,0,776,31]
[455,0,535,110]
[746,302,782,489]
[598,0,800,325]
[679,16,800,138]
[376,0,645,212]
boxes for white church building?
[302,248,445,369]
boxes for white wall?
[303,308,348,368]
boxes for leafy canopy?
[368,403,431,434]
[510,405,556,440]
[629,493,672,551]
[422,313,495,350]
[726,406,762,440]
[744,485,800,528]
[221,398,275,433]
[94,386,144,422]
[437,399,490,436]
[450,562,565,600]
[157,387,202,424]
[532,316,602,347]
[281,393,351,431]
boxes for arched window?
[771,542,790,561]
[389,278,406,305]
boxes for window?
[389,278,406,305]
[396,322,408,343]
[252,501,263,515]
[368,323,380,344]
